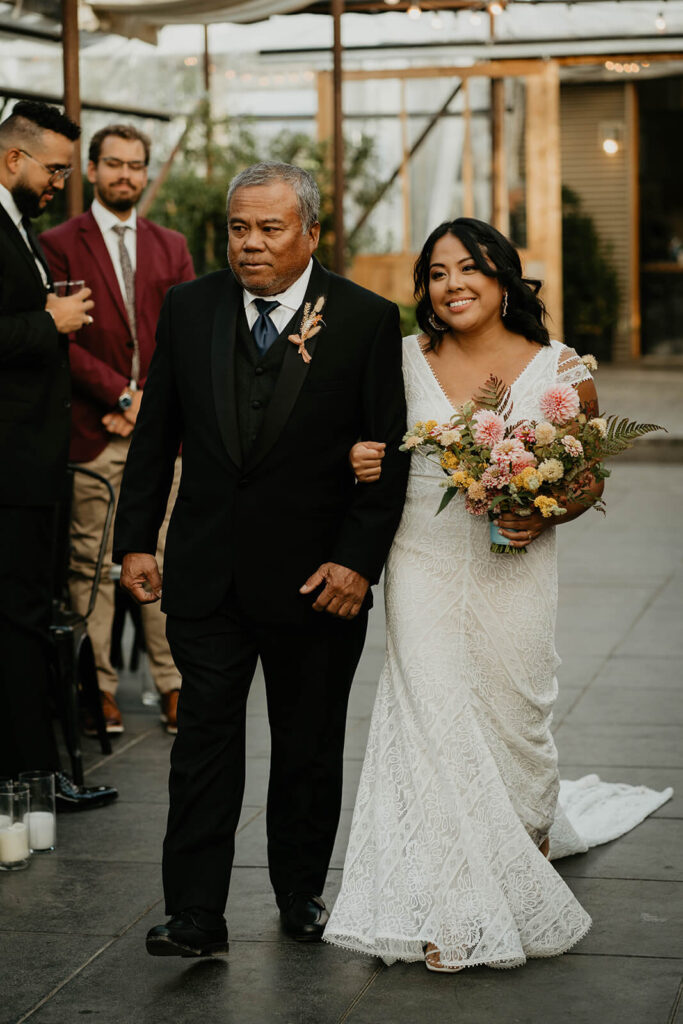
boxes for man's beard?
[104,195,137,213]
[12,182,46,219]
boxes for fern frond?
[472,375,513,419]
[600,415,665,457]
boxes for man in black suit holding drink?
[0,100,116,809]
[113,162,408,957]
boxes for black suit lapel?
[211,271,242,469]
[0,205,47,294]
[245,260,330,473]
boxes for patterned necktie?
[252,299,280,355]
[112,223,140,384]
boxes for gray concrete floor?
[3,407,683,1022]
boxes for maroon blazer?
[40,210,195,462]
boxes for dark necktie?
[21,216,51,289]
[112,223,140,384]
[252,299,280,355]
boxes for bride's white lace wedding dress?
[324,336,671,969]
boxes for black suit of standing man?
[0,100,116,809]
[113,161,408,958]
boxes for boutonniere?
[289,296,326,364]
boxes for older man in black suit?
[0,100,117,809]
[114,161,408,958]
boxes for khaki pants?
[69,436,181,696]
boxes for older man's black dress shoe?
[146,910,229,958]
[54,771,118,812]
[278,893,329,942]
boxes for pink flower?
[539,384,581,425]
[510,449,537,474]
[513,423,536,445]
[472,410,506,448]
[465,495,489,516]
[562,435,584,457]
[490,438,526,468]
[481,465,511,490]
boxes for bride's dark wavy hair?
[414,217,550,350]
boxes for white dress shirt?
[91,198,137,302]
[242,259,314,335]
[0,182,49,288]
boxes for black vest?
[234,303,299,459]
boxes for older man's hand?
[120,553,162,604]
[300,562,369,619]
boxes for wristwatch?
[117,389,133,411]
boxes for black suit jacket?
[0,205,70,506]
[113,258,409,623]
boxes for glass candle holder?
[0,782,31,870]
[18,771,56,853]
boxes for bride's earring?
[428,312,448,332]
[501,291,509,318]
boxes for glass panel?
[506,77,527,248]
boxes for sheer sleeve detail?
[556,344,593,387]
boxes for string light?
[602,138,619,155]
[384,0,401,6]
[655,10,667,31]
[183,56,198,66]
[407,4,422,18]
[488,1,504,14]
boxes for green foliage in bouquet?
[599,416,665,457]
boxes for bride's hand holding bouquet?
[400,359,664,553]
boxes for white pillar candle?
[0,822,30,863]
[0,815,10,830]
[25,811,55,850]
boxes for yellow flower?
[425,420,438,433]
[467,480,487,501]
[511,467,542,492]
[533,495,562,518]
[440,451,460,470]
[451,470,474,489]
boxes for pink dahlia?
[481,465,511,490]
[539,384,581,425]
[472,410,506,448]
[490,438,526,468]
[513,422,537,445]
[510,449,538,474]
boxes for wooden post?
[203,24,215,268]
[331,0,345,274]
[462,80,474,218]
[61,0,82,217]
[490,77,508,234]
[626,81,641,359]
[525,63,562,336]
[399,80,411,253]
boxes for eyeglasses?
[99,157,148,172]
[18,149,73,183]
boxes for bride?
[324,218,670,972]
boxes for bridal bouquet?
[400,357,664,554]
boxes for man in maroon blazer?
[41,123,194,736]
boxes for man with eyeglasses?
[41,124,195,737]
[0,99,117,809]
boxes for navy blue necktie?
[252,299,280,355]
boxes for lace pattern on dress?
[324,337,592,968]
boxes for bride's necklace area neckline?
[417,335,545,411]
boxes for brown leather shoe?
[83,691,124,736]
[160,689,180,734]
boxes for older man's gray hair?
[227,162,320,233]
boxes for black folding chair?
[50,464,115,784]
